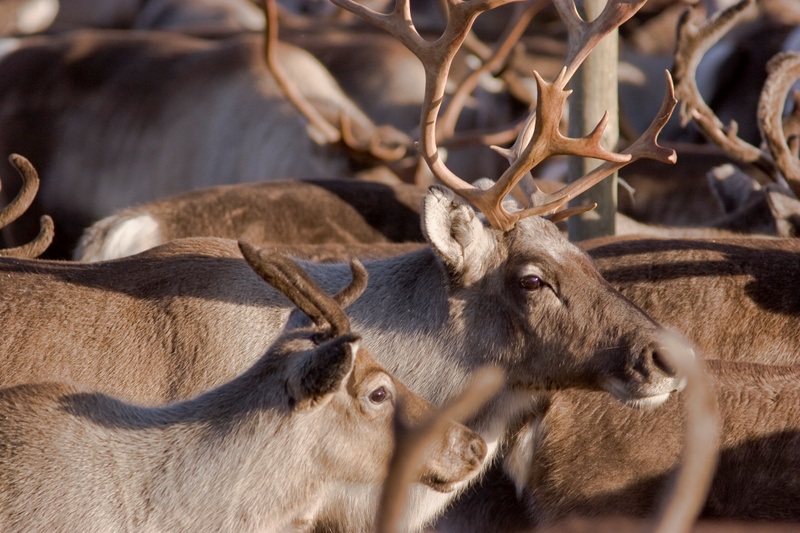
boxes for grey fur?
[0,188,686,531]
[0,251,486,532]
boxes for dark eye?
[520,275,544,291]
[369,386,390,404]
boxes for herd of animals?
[0,0,799,531]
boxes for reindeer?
[73,178,426,262]
[435,359,800,532]
[0,246,488,533]
[582,236,800,366]
[0,27,411,256]
[610,0,800,236]
[0,0,691,529]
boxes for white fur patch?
[16,0,59,33]
[90,214,163,261]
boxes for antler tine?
[238,242,364,337]
[437,0,547,139]
[553,0,647,83]
[0,215,54,259]
[758,52,800,198]
[512,70,677,219]
[1,154,42,231]
[671,0,779,177]
[331,259,369,310]
[0,154,55,259]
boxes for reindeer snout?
[604,331,696,409]
[445,425,487,476]
[419,425,488,493]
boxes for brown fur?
[0,29,404,257]
[436,361,800,531]
[74,179,426,262]
[0,183,690,531]
[0,248,486,532]
[585,236,800,364]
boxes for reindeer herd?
[0,0,798,532]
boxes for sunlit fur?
[0,187,687,531]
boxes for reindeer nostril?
[470,438,487,462]
[652,347,676,377]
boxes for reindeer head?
[239,242,487,491]
[328,0,689,409]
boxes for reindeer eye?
[369,386,390,404]
[520,275,544,290]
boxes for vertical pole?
[567,0,618,242]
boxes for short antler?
[332,0,675,231]
[0,154,54,259]
[238,241,367,337]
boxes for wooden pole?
[567,0,618,241]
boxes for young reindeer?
[0,244,487,533]
[0,1,690,531]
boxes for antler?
[758,52,800,198]
[333,0,674,231]
[238,241,368,337]
[262,0,410,163]
[375,366,505,533]
[0,154,54,259]
[649,335,719,533]
[437,0,548,140]
[672,0,777,173]
[673,0,800,199]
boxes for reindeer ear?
[287,333,359,409]
[421,186,497,284]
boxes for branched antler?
[674,0,800,198]
[332,0,675,231]
[262,0,410,163]
[0,154,54,259]
[437,0,548,139]
[758,52,800,198]
[673,0,771,170]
